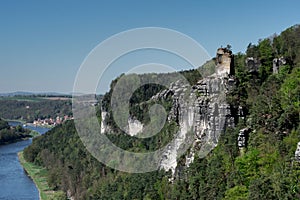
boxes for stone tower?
[216,48,234,76]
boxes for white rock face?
[159,87,195,173]
[127,118,143,136]
[237,128,250,148]
[100,111,108,134]
[158,82,192,173]
[100,110,144,136]
[158,74,234,174]
[295,142,300,161]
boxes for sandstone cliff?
[100,47,236,174]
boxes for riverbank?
[18,151,66,200]
[3,118,26,124]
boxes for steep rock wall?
[100,73,234,174]
[157,74,234,173]
[100,49,235,174]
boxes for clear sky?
[1,0,300,94]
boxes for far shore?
[4,119,26,124]
[25,122,54,129]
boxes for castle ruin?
[216,47,234,76]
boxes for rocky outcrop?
[295,142,300,161]
[100,111,108,134]
[245,56,286,74]
[127,118,143,136]
[157,80,194,173]
[237,128,251,148]
[273,57,286,74]
[216,47,234,76]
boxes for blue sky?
[1,0,300,94]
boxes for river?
[0,122,49,200]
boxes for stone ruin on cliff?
[216,47,234,77]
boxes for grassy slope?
[18,151,65,200]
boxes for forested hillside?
[24,25,300,199]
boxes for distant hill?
[0,91,69,97]
[0,91,35,97]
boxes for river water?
[0,122,49,200]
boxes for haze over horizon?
[1,0,300,94]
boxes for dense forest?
[24,25,300,199]
[0,119,32,144]
[0,96,72,122]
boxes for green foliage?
[49,191,67,200]
[223,185,248,200]
[179,69,202,85]
[0,118,9,129]
[198,60,216,77]
[280,67,300,113]
[275,25,300,64]
[258,38,274,67]
[24,120,170,199]
[246,43,259,58]
[235,148,260,186]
